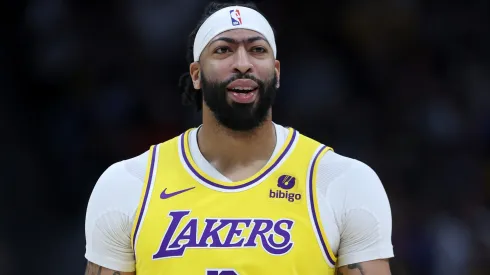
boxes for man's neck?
[197,116,277,175]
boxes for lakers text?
[152,210,295,259]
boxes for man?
[84,2,394,275]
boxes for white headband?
[193,6,276,61]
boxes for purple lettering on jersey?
[198,219,226,247]
[153,210,191,258]
[266,220,294,255]
[243,219,273,247]
[207,270,239,275]
[153,211,295,259]
[222,219,251,247]
[168,218,198,249]
[244,219,294,255]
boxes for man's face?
[191,29,280,131]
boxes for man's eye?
[252,47,266,53]
[215,47,231,54]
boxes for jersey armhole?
[306,144,338,268]
[130,145,159,252]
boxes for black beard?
[201,71,278,132]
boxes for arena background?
[2,0,489,274]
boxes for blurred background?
[2,0,489,274]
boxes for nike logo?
[160,187,195,199]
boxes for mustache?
[224,73,264,86]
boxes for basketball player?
[84,2,394,275]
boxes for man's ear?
[190,62,201,89]
[274,59,280,88]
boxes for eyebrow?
[209,36,267,46]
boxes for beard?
[200,71,278,132]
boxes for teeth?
[230,86,255,92]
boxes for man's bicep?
[333,159,394,266]
[85,261,135,275]
[85,160,142,271]
[336,259,391,275]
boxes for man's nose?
[233,46,253,74]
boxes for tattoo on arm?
[84,262,102,275]
[336,262,366,275]
[85,262,123,275]
[347,263,365,275]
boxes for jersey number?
[206,269,239,275]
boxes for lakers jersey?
[131,128,337,275]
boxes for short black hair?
[178,1,271,111]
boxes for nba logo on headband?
[193,6,276,61]
[229,9,242,26]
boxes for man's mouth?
[226,79,259,103]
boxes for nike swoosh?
[160,187,195,199]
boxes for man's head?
[179,2,280,131]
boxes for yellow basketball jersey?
[131,128,337,275]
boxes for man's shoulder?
[97,149,150,188]
[284,125,379,177]
[99,129,193,182]
[153,128,198,148]
[320,150,375,171]
[314,149,382,191]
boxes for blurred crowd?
[2,1,489,274]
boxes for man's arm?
[84,261,135,275]
[316,152,394,274]
[336,259,391,275]
[85,153,149,274]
